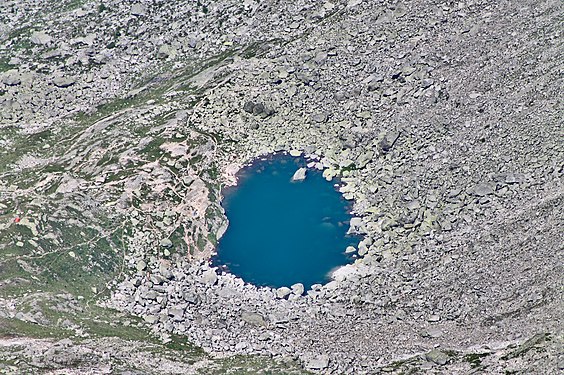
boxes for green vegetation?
[0,40,320,373]
[0,57,11,73]
[198,355,310,375]
[464,352,490,368]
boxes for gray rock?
[379,131,400,152]
[472,183,495,197]
[311,112,328,123]
[2,71,21,86]
[350,217,363,228]
[158,263,173,279]
[424,328,443,338]
[291,283,304,296]
[201,269,217,285]
[421,78,434,89]
[305,354,330,370]
[143,315,159,324]
[160,238,173,248]
[241,311,267,327]
[425,349,449,365]
[243,101,274,118]
[168,307,184,321]
[135,260,147,272]
[141,290,158,300]
[505,173,524,184]
[345,246,357,254]
[30,31,52,45]
[183,291,200,304]
[243,101,255,113]
[269,311,290,324]
[427,314,441,322]
[53,77,76,88]
[276,287,292,299]
[291,167,307,182]
[158,44,177,59]
[235,341,248,350]
[131,3,148,16]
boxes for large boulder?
[291,167,307,182]
[53,76,76,88]
[30,31,52,45]
[304,354,330,370]
[131,3,148,16]
[201,269,217,285]
[241,311,267,327]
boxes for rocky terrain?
[0,0,562,373]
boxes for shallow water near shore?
[214,153,360,290]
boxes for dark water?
[214,154,360,290]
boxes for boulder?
[242,101,274,118]
[276,287,292,299]
[241,311,267,327]
[345,246,356,254]
[183,291,200,304]
[160,238,173,248]
[30,31,52,45]
[291,167,307,182]
[291,283,304,296]
[305,354,330,370]
[201,269,217,285]
[425,349,449,365]
[158,44,177,59]
[143,315,159,324]
[379,131,400,152]
[131,3,148,16]
[2,71,21,86]
[135,260,147,272]
[168,307,184,321]
[471,183,495,197]
[53,76,76,88]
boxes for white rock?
[131,3,148,16]
[201,270,218,285]
[276,287,292,299]
[30,31,52,45]
[291,283,304,295]
[291,167,307,182]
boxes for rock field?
[0,0,562,373]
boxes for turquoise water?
[214,154,360,290]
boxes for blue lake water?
[214,154,360,290]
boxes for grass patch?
[199,355,310,375]
[0,317,68,340]
[464,352,490,368]
[0,57,11,73]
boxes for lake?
[214,153,360,290]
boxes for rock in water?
[291,167,307,182]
